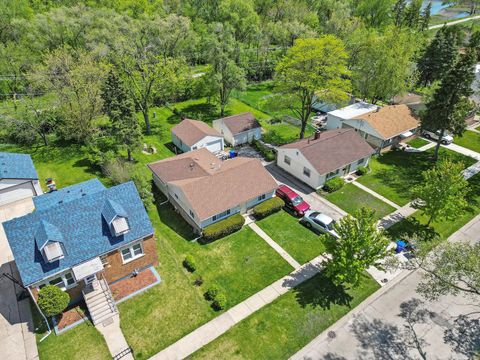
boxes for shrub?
[37,285,70,317]
[253,197,284,219]
[252,140,275,161]
[183,254,197,272]
[356,166,369,176]
[323,177,345,193]
[193,276,204,286]
[205,284,221,301]
[132,173,154,207]
[202,214,245,241]
[101,158,133,184]
[212,293,227,310]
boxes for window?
[303,167,311,177]
[64,272,75,286]
[100,255,109,267]
[192,146,197,150]
[189,210,195,218]
[257,194,266,201]
[284,155,291,165]
[38,271,76,290]
[212,209,231,221]
[327,169,339,179]
[120,242,144,263]
[357,158,365,165]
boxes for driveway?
[263,163,346,221]
[0,198,38,360]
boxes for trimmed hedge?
[183,254,196,272]
[205,284,221,301]
[253,197,284,219]
[323,177,345,193]
[252,140,276,161]
[356,166,369,176]
[212,293,227,310]
[203,214,245,241]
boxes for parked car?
[275,184,310,217]
[421,129,453,145]
[300,210,339,238]
[311,115,327,128]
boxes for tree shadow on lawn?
[386,217,439,243]
[290,272,353,310]
[172,102,219,124]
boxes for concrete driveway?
[263,163,346,221]
[0,198,38,360]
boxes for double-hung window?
[357,158,365,165]
[212,209,231,221]
[121,242,144,263]
[257,194,266,201]
[284,155,291,165]
[303,167,311,177]
[39,271,75,290]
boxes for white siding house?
[171,119,224,153]
[213,112,262,146]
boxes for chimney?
[314,131,321,141]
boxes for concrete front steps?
[83,279,118,325]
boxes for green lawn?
[454,130,480,153]
[119,198,293,360]
[388,173,480,241]
[324,183,396,219]
[407,137,430,149]
[191,272,380,360]
[256,211,326,264]
[30,302,110,360]
[357,148,476,206]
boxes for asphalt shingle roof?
[0,152,38,180]
[4,181,154,286]
[33,178,106,211]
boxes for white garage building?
[213,112,262,146]
[171,118,224,154]
[0,152,42,206]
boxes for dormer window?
[43,241,64,262]
[102,199,130,237]
[35,220,66,264]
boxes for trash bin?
[395,240,406,253]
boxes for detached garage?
[171,118,224,154]
[0,152,42,206]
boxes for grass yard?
[357,148,476,206]
[324,183,396,220]
[30,302,110,360]
[407,137,430,149]
[190,272,380,360]
[119,196,293,360]
[388,173,480,241]
[454,130,480,153]
[256,211,326,264]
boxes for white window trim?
[120,241,145,264]
[37,271,76,291]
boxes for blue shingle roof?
[102,199,128,224]
[35,220,64,250]
[4,181,154,286]
[34,179,106,211]
[0,152,38,180]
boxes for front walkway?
[96,314,133,360]
[248,223,301,269]
[150,255,325,360]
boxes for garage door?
[0,182,35,206]
[206,139,223,153]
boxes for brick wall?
[103,235,158,284]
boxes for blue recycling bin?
[229,150,236,158]
[395,240,406,253]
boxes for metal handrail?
[112,347,133,360]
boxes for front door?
[240,202,247,214]
[343,164,351,176]
[84,274,97,285]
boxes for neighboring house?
[171,118,224,153]
[0,152,43,206]
[4,179,158,325]
[326,103,420,152]
[148,148,277,233]
[213,112,262,146]
[277,129,375,189]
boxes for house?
[276,129,375,189]
[326,103,420,152]
[213,112,262,146]
[0,152,43,206]
[148,148,277,233]
[4,179,158,325]
[171,118,224,153]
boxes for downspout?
[28,287,52,342]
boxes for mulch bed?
[55,303,88,331]
[110,268,157,301]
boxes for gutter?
[28,287,52,342]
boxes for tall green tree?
[102,70,141,161]
[324,207,390,287]
[354,0,395,28]
[275,36,351,139]
[412,160,469,226]
[421,48,476,161]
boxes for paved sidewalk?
[150,255,326,360]
[378,202,416,229]
[96,314,133,360]
[417,141,436,152]
[442,142,480,161]
[249,223,301,269]
[351,181,401,209]
[428,15,480,30]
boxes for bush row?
[253,197,284,219]
[205,284,227,310]
[323,177,345,193]
[252,140,276,161]
[202,214,245,241]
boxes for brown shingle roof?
[280,129,375,176]
[352,104,419,139]
[148,149,277,220]
[171,119,222,146]
[216,112,261,135]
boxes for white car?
[422,129,453,145]
[311,115,327,127]
[300,210,339,238]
